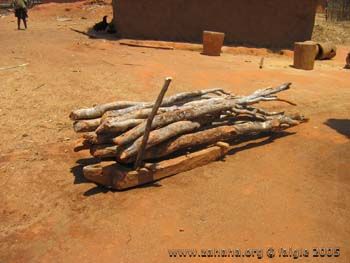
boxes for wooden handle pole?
[134,77,172,169]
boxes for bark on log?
[120,115,304,163]
[96,119,144,134]
[70,101,144,120]
[83,132,117,145]
[119,121,201,160]
[90,144,119,158]
[235,82,291,105]
[100,89,229,120]
[161,88,230,106]
[102,99,223,124]
[99,106,179,129]
[101,104,152,121]
[113,83,291,146]
[73,138,91,152]
[73,118,101,133]
[113,101,232,146]
[83,142,230,189]
[293,41,317,70]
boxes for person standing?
[13,0,28,30]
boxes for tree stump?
[202,31,225,56]
[316,42,337,60]
[293,41,317,70]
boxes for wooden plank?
[83,142,229,190]
[119,40,175,50]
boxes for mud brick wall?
[113,0,318,48]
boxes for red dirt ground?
[0,2,349,262]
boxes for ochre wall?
[113,0,318,48]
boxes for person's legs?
[23,18,27,29]
[17,17,21,30]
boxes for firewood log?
[113,101,234,146]
[70,89,229,121]
[83,132,119,145]
[119,121,201,160]
[90,144,119,158]
[160,88,230,106]
[100,93,228,121]
[102,99,224,124]
[70,101,144,120]
[96,119,144,134]
[73,118,101,133]
[120,115,304,163]
[113,83,292,146]
[100,106,179,126]
[234,82,291,105]
[89,114,304,160]
[101,104,153,121]
[73,138,91,152]
[113,83,291,145]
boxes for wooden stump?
[202,31,225,56]
[316,42,337,60]
[293,41,317,70]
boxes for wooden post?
[293,41,317,70]
[259,57,265,69]
[134,77,172,169]
[202,31,225,56]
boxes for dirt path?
[0,2,349,262]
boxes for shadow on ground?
[70,28,119,40]
[70,157,100,185]
[324,119,350,138]
[70,131,295,196]
[69,27,293,55]
[226,131,294,156]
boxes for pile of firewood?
[70,78,306,190]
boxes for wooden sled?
[83,142,229,190]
